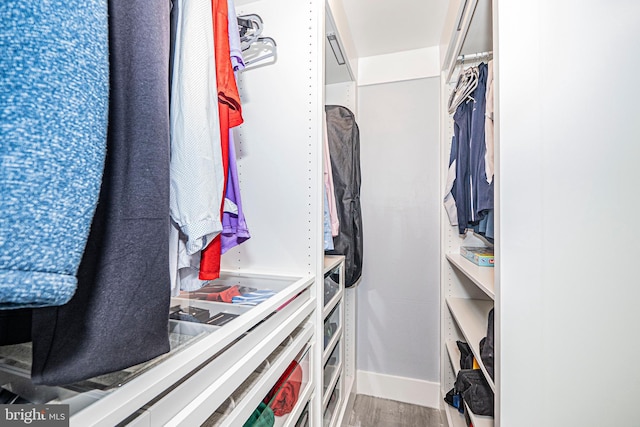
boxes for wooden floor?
[343,395,444,427]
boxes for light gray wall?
[356,77,440,382]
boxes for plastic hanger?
[237,15,263,50]
[448,66,479,114]
[243,37,277,68]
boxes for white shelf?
[446,298,495,392]
[444,403,468,427]
[322,361,343,410]
[445,339,462,374]
[446,254,495,299]
[162,300,314,426]
[444,399,494,427]
[465,402,494,427]
[323,287,343,319]
[207,328,312,427]
[323,255,344,274]
[322,326,342,364]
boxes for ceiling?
[340,0,448,58]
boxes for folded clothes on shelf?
[232,289,277,306]
[169,305,211,323]
[188,284,258,303]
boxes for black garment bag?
[324,105,363,288]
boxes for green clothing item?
[243,402,275,427]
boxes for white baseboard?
[355,370,441,409]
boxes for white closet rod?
[456,50,493,63]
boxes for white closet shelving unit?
[0,0,361,425]
[321,256,343,427]
[321,255,355,427]
[322,4,357,426]
[0,0,338,426]
[440,0,495,427]
[440,0,640,425]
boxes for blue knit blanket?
[0,1,109,308]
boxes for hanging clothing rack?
[457,50,493,63]
[447,50,493,113]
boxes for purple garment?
[221,131,250,253]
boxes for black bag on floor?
[455,369,494,416]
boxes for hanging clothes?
[30,0,172,385]
[323,111,340,237]
[0,0,109,309]
[199,0,245,281]
[323,188,335,251]
[170,0,224,257]
[325,105,363,288]
[452,96,474,234]
[443,135,459,227]
[484,60,495,185]
[227,0,245,72]
[221,131,251,253]
[220,0,250,253]
[469,63,492,217]
[449,62,493,237]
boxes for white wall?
[356,77,441,405]
[497,1,640,425]
[357,47,440,86]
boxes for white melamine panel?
[223,0,323,277]
[325,82,356,114]
[446,254,495,299]
[444,405,467,427]
[498,1,640,426]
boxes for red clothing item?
[264,361,303,417]
[200,0,243,280]
[205,284,240,303]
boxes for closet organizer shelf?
[323,255,344,317]
[323,375,342,427]
[446,297,495,392]
[446,253,495,299]
[322,359,342,410]
[321,255,349,426]
[444,403,494,427]
[196,329,313,427]
[0,272,313,427]
[323,286,343,319]
[323,326,342,363]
